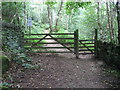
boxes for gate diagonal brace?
[49,35,74,53]
[79,40,93,53]
[31,34,49,48]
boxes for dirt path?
[27,54,109,88]
[5,53,118,88]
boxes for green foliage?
[98,41,120,70]
[2,2,30,64]
[0,56,10,74]
[65,2,91,14]
[22,63,39,69]
[106,69,120,77]
[1,82,13,88]
[2,25,32,65]
[2,2,24,26]
[45,2,57,7]
[40,24,49,29]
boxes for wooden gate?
[78,29,98,56]
[24,29,98,58]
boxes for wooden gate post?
[74,29,79,59]
[94,29,98,57]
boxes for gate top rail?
[24,38,74,40]
[24,33,74,35]
[79,40,94,41]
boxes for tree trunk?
[24,2,26,26]
[100,3,105,41]
[110,2,114,41]
[106,2,112,41]
[116,0,120,44]
[47,5,53,33]
[97,2,103,40]
[52,9,55,24]
[66,15,68,31]
[51,9,53,26]
[55,1,63,32]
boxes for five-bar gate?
[24,29,98,58]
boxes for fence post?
[74,29,79,59]
[94,29,98,57]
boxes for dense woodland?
[1,1,120,88]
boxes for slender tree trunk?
[116,0,120,44]
[97,2,103,40]
[55,1,63,32]
[68,14,72,32]
[24,2,26,26]
[26,4,29,30]
[52,9,55,24]
[51,9,53,26]
[66,15,68,31]
[106,2,112,41]
[47,5,53,33]
[100,3,105,41]
[110,2,114,41]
